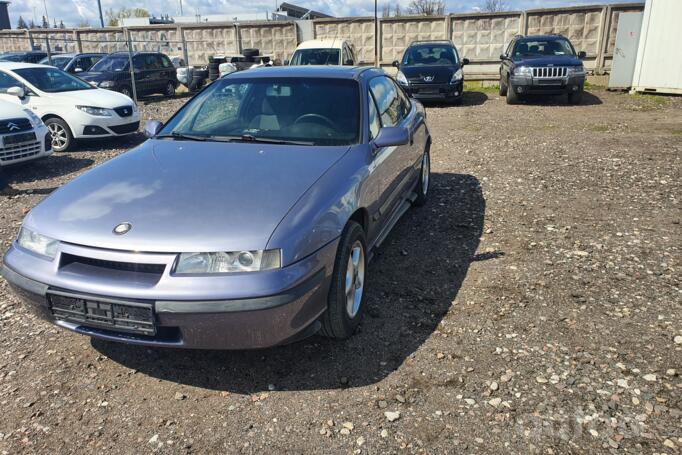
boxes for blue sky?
[9,0,640,28]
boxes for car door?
[500,39,515,81]
[157,54,175,90]
[131,54,150,96]
[368,75,416,230]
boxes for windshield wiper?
[230,134,314,146]
[156,132,207,142]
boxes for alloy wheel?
[345,241,365,318]
[48,123,68,151]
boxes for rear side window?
[160,55,172,68]
[368,93,381,140]
[369,76,405,127]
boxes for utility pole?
[179,0,183,16]
[96,0,104,27]
[374,0,378,67]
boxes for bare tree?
[407,0,445,16]
[382,3,391,18]
[395,4,402,16]
[481,0,508,12]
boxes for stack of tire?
[232,48,261,71]
[189,68,208,92]
[208,56,227,81]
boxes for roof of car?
[518,34,569,40]
[224,65,382,80]
[295,39,350,50]
[0,62,52,71]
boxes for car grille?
[113,105,134,117]
[0,132,41,163]
[109,121,140,134]
[532,67,568,78]
[48,291,156,336]
[60,253,167,275]
[0,118,32,134]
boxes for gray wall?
[0,3,643,79]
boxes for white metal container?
[631,0,682,95]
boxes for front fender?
[267,145,374,266]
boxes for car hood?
[512,55,582,67]
[46,87,133,107]
[400,64,460,84]
[24,140,349,253]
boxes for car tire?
[499,77,508,96]
[120,85,133,99]
[413,148,430,207]
[568,90,583,105]
[320,221,367,340]
[44,117,73,152]
[242,48,260,58]
[506,79,519,105]
[164,81,176,97]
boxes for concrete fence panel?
[452,12,522,62]
[26,30,79,53]
[128,26,182,56]
[239,22,298,62]
[181,25,237,66]
[0,31,31,53]
[381,17,445,63]
[77,29,127,53]
[314,18,376,64]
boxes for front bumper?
[404,81,463,101]
[0,124,52,166]
[1,239,338,349]
[71,111,141,139]
[509,74,585,95]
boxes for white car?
[0,99,51,166]
[0,62,140,151]
[288,39,357,66]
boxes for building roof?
[278,2,332,19]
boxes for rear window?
[90,55,129,72]
[290,49,341,65]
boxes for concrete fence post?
[520,11,528,35]
[74,30,83,53]
[596,5,613,75]
[27,30,34,50]
[445,14,452,42]
[178,25,189,66]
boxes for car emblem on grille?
[113,222,132,235]
[7,122,19,131]
[423,76,434,82]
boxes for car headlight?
[567,65,586,76]
[396,71,408,86]
[450,68,463,83]
[514,66,532,76]
[76,105,113,117]
[17,227,59,260]
[98,81,115,88]
[22,109,43,127]
[175,250,281,274]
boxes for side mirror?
[7,86,25,98]
[392,60,400,68]
[373,126,410,149]
[499,54,507,60]
[283,59,290,66]
[143,119,163,138]
[578,51,587,59]
[344,59,354,66]
[462,57,470,66]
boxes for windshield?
[402,45,458,66]
[159,77,360,146]
[290,49,340,65]
[14,67,93,92]
[90,55,129,72]
[38,56,71,69]
[513,39,576,58]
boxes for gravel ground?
[0,89,680,454]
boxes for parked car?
[0,62,140,151]
[79,51,178,98]
[0,99,52,166]
[393,40,469,104]
[287,39,357,66]
[38,53,105,74]
[1,66,431,350]
[499,34,587,104]
[0,51,50,64]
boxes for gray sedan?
[2,66,432,349]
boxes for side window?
[369,76,401,127]
[368,92,381,141]
[0,71,22,93]
[505,40,514,57]
[160,55,172,68]
[394,80,412,119]
[146,55,160,70]
[132,55,145,70]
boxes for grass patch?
[464,81,499,94]
[670,128,682,135]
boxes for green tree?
[17,16,28,29]
[105,7,150,26]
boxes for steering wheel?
[293,113,335,129]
